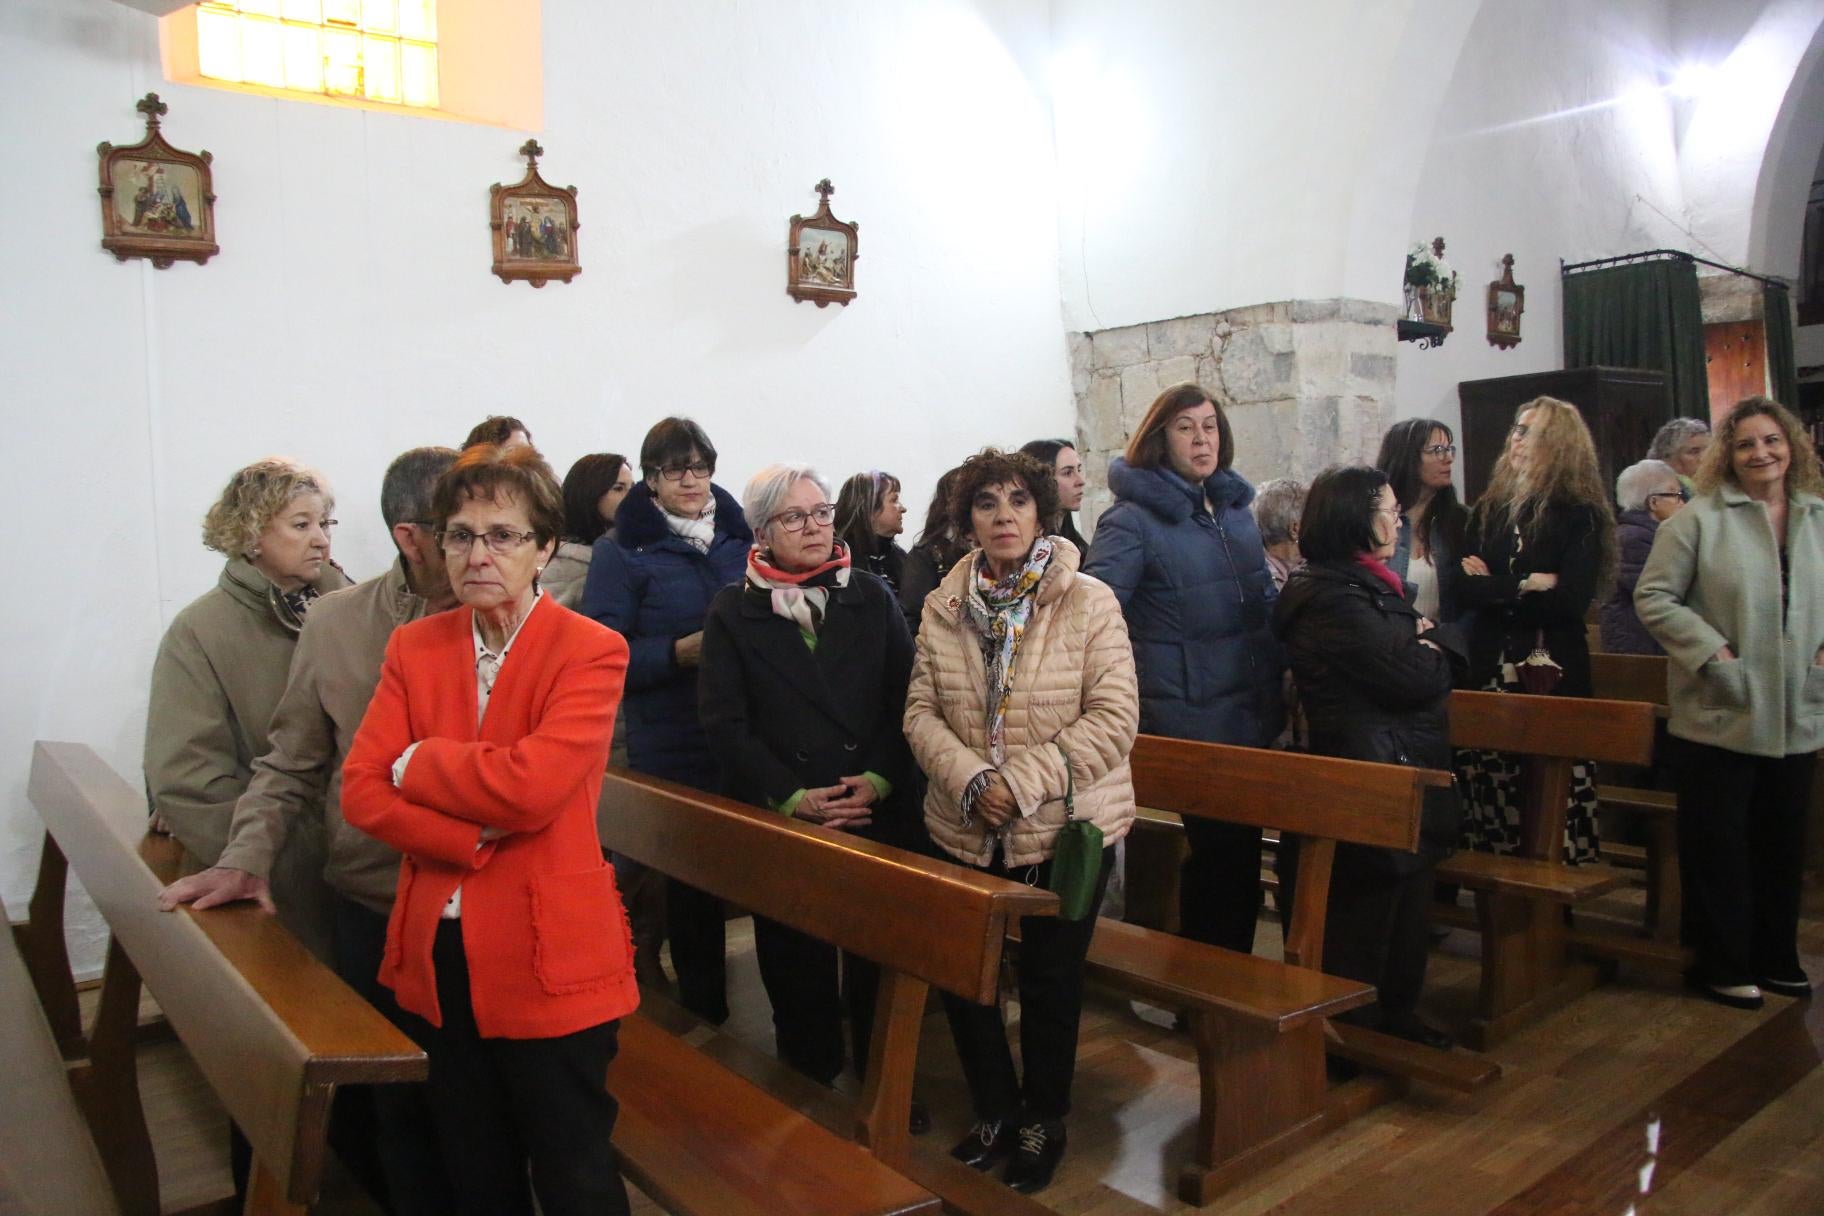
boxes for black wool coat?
[698,571,927,852]
[1456,501,1605,697]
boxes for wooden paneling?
[1704,319,1768,423]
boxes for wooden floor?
[131,881,1824,1215]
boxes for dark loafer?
[949,1119,1014,1170]
[1003,1121,1067,1194]
[1760,972,1813,999]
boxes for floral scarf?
[961,538,1055,765]
[665,498,717,553]
[745,541,852,635]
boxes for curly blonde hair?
[1471,396,1615,583]
[1695,396,1824,497]
[201,458,333,558]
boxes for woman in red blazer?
[344,443,636,1216]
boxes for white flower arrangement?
[1404,241,1457,293]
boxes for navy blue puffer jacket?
[581,482,753,785]
[1084,458,1285,746]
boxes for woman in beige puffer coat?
[904,449,1137,1196]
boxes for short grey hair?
[1253,478,1307,546]
[742,463,831,539]
[1615,459,1679,511]
[380,446,458,530]
[1647,417,1709,462]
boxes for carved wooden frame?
[490,140,580,287]
[1487,254,1525,349]
[787,179,858,307]
[97,94,219,269]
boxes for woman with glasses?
[698,465,927,1113]
[1636,397,1824,1009]
[1600,459,1686,656]
[343,443,637,1216]
[834,469,909,592]
[1455,397,1615,864]
[1375,418,1469,623]
[145,457,350,957]
[1084,383,1285,958]
[582,416,752,1023]
[906,449,1137,1194]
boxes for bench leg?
[1646,817,1682,944]
[1465,891,1608,1051]
[1177,1012,1329,1206]
[244,1160,309,1216]
[68,937,160,1216]
[15,832,86,1057]
[854,969,927,1171]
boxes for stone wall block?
[1219,326,1298,403]
[1145,316,1217,360]
[1339,299,1400,325]
[1081,369,1125,452]
[1088,324,1151,370]
[1289,298,1342,323]
[1226,398,1299,486]
[1119,362,1165,426]
[1068,332,1093,399]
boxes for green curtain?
[1563,259,1710,420]
[1765,281,1799,408]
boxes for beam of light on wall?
[1668,62,1717,101]
[1048,44,1151,207]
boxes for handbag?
[1046,741,1104,922]
[1515,628,1564,695]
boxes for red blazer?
[342,597,638,1039]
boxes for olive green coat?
[1634,483,1824,758]
[144,557,351,954]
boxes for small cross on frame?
[137,92,168,130]
[519,139,544,167]
[815,178,835,205]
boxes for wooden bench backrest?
[27,742,426,1207]
[1449,690,1657,766]
[1130,734,1444,850]
[1590,653,1671,708]
[599,768,1056,1005]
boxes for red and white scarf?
[744,542,852,635]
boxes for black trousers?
[1674,739,1814,987]
[666,879,729,1023]
[752,916,881,1085]
[392,920,630,1216]
[1179,818,1265,954]
[1280,840,1434,1025]
[332,898,455,1216]
[942,846,1113,1123]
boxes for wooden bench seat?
[1,919,119,1216]
[609,1014,937,1216]
[1436,851,1627,902]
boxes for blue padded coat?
[1084,458,1285,747]
[581,481,753,785]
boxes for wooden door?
[1704,321,1766,424]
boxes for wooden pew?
[596,767,1057,1200]
[1587,652,1685,952]
[1,913,120,1216]
[1102,735,1495,1205]
[1440,691,1657,1048]
[21,741,430,1216]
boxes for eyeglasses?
[1645,489,1691,506]
[438,526,540,555]
[659,461,713,481]
[1422,444,1457,458]
[768,503,836,532]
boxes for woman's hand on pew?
[157,867,276,914]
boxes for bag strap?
[1054,740,1075,823]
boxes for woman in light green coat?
[1635,397,1824,1010]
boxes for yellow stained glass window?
[195,0,437,109]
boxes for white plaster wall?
[0,0,1073,968]
[1048,0,1483,333]
[1390,0,1698,439]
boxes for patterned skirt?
[1454,676,1601,865]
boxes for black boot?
[1002,1119,1066,1194]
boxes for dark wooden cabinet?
[1457,367,1671,504]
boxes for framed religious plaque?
[491,140,580,287]
[97,93,219,268]
[1487,254,1525,349]
[787,179,858,307]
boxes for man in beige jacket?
[159,445,458,1214]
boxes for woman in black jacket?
[1455,397,1615,863]
[699,463,928,1101]
[1273,466,1463,1048]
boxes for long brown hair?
[1470,396,1615,581]
[1695,396,1824,497]
[1124,383,1234,471]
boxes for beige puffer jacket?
[905,541,1139,867]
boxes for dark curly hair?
[946,448,1061,544]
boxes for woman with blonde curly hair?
[1637,397,1824,1009]
[1454,397,1615,864]
[145,457,350,954]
